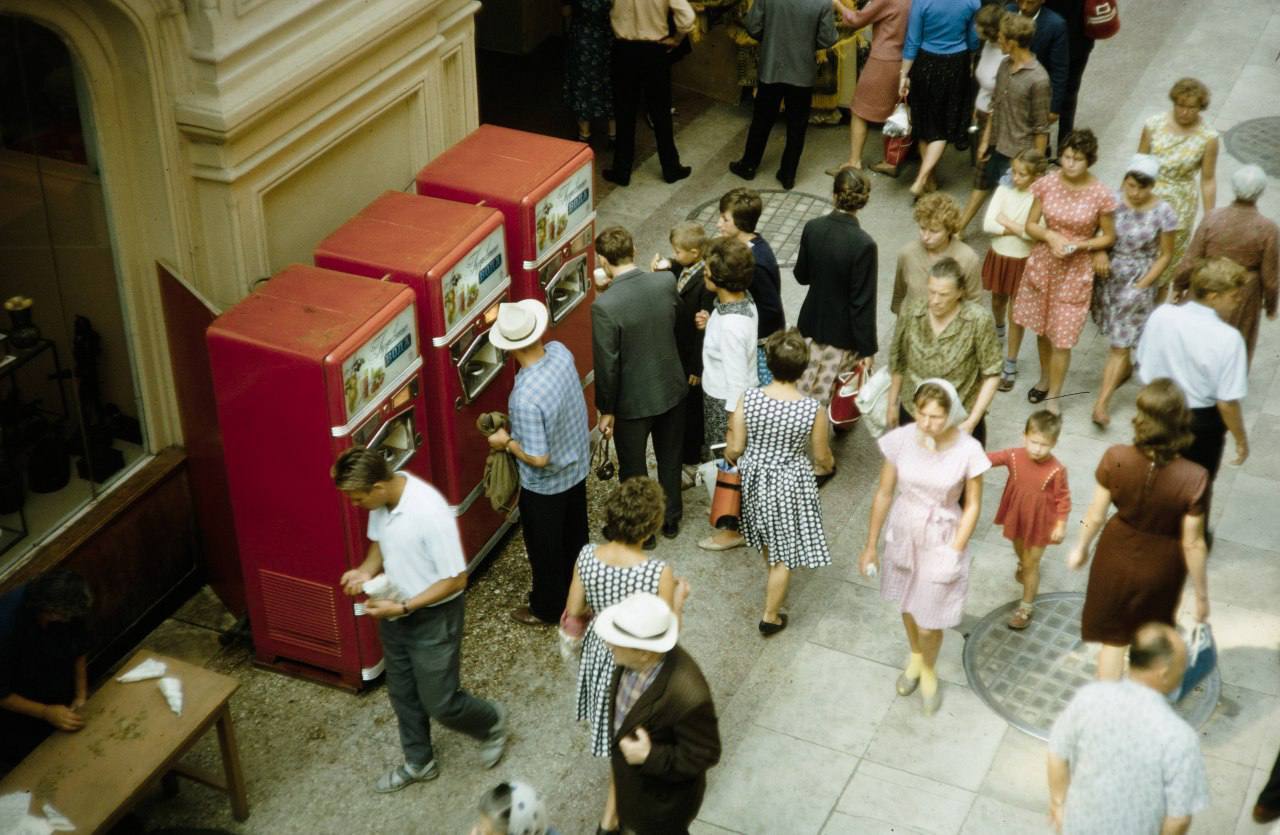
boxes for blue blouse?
[903,0,980,60]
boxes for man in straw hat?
[487,300,591,627]
[595,592,720,834]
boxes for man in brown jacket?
[595,593,720,835]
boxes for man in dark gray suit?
[729,0,838,190]
[592,226,687,543]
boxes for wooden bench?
[0,651,248,832]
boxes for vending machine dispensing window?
[449,311,507,408]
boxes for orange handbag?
[709,461,742,529]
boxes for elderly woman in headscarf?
[860,378,991,716]
[1171,164,1278,366]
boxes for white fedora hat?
[592,592,679,653]
[489,299,549,351]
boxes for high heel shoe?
[758,613,788,636]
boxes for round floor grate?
[1223,117,1280,177]
[962,592,1220,741]
[686,190,831,268]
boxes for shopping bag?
[1171,622,1216,702]
[558,608,592,662]
[883,132,913,168]
[854,365,893,438]
[698,458,720,504]
[708,460,742,529]
[883,101,911,137]
[828,357,874,427]
[1084,0,1120,39]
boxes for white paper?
[361,574,391,598]
[116,658,167,682]
[158,676,183,716]
[0,792,33,831]
[12,816,54,835]
[41,804,74,832]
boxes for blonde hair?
[1169,77,1210,110]
[1190,256,1245,299]
[1013,148,1049,177]
[669,221,708,254]
[912,193,962,236]
[975,3,1005,41]
[999,13,1035,48]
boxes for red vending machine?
[208,265,428,689]
[314,191,517,565]
[414,125,598,413]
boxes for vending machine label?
[442,224,507,332]
[342,304,418,421]
[534,160,593,260]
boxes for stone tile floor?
[112,0,1280,832]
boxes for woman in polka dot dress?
[1011,129,1116,413]
[726,329,834,637]
[565,477,686,833]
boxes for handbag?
[558,608,592,662]
[828,357,874,427]
[592,436,615,481]
[1083,0,1120,39]
[883,101,911,137]
[708,460,742,529]
[854,365,893,438]
[1171,622,1216,702]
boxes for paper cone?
[0,792,33,831]
[361,574,391,598]
[117,658,167,682]
[41,803,74,832]
[158,676,183,716]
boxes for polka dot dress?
[739,388,831,569]
[1011,171,1117,349]
[573,545,665,757]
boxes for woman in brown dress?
[1170,164,1278,367]
[1067,379,1210,681]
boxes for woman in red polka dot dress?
[1010,129,1117,413]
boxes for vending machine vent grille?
[259,570,342,657]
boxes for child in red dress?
[987,410,1071,629]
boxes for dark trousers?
[1260,747,1280,808]
[611,40,681,176]
[379,596,498,767]
[518,479,588,622]
[615,397,686,525]
[740,82,813,180]
[682,384,706,465]
[1186,405,1227,517]
[898,404,988,448]
[1056,38,1095,150]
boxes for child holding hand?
[985,149,1047,391]
[987,410,1070,629]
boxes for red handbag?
[827,358,873,427]
[883,132,913,167]
[708,461,742,529]
[1084,0,1120,39]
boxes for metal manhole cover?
[1223,117,1280,177]
[962,592,1220,740]
[687,190,830,268]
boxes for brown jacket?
[609,645,721,834]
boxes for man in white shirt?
[1136,257,1249,511]
[332,448,506,793]
[1048,622,1210,834]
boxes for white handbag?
[883,102,912,138]
[854,366,893,438]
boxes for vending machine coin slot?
[451,324,506,408]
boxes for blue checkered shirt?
[509,341,590,495]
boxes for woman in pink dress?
[829,0,911,174]
[860,378,990,716]
[1011,129,1116,413]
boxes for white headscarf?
[1231,165,1268,203]
[914,377,968,429]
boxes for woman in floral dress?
[1139,77,1219,303]
[1010,129,1116,413]
[563,0,615,143]
[1089,154,1178,428]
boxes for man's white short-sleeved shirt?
[366,473,466,605]
[1136,302,1247,409]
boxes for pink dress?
[1012,172,1117,349]
[877,425,991,629]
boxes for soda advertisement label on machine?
[341,304,418,422]
[443,224,506,332]
[534,161,593,259]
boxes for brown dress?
[1081,445,1208,646]
[1170,201,1280,366]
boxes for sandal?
[1008,604,1034,630]
[1027,386,1048,404]
[374,761,438,793]
[998,359,1017,392]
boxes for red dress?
[987,448,1071,547]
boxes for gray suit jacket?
[592,267,687,419]
[745,0,839,88]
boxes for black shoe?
[643,535,657,551]
[663,165,692,184]
[759,613,789,636]
[729,160,757,180]
[662,520,680,539]
[601,168,630,187]
[775,170,796,190]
